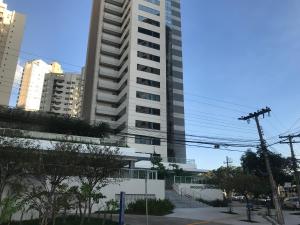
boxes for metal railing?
[115,168,158,180]
[174,176,207,184]
[162,157,196,165]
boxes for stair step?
[165,190,209,208]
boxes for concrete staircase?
[165,190,209,208]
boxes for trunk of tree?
[50,183,57,225]
[101,212,106,225]
[19,208,25,225]
[52,213,57,225]
[80,202,87,225]
[87,197,92,222]
[63,207,67,224]
[245,196,252,222]
[227,191,233,213]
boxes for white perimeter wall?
[174,183,223,201]
[10,178,165,221]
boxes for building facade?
[40,72,84,118]
[9,63,23,106]
[83,0,185,160]
[17,60,63,111]
[0,0,25,106]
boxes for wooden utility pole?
[224,156,233,168]
[279,134,300,203]
[239,107,285,225]
[224,156,233,213]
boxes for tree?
[150,153,167,179]
[26,142,81,225]
[0,137,39,224]
[241,149,293,185]
[210,166,243,213]
[76,145,124,225]
[231,174,269,222]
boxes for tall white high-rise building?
[0,0,26,106]
[83,0,185,161]
[17,60,63,111]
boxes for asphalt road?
[113,214,227,225]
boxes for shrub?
[0,106,112,138]
[197,198,228,207]
[5,216,118,225]
[126,199,174,216]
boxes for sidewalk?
[166,207,300,225]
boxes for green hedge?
[0,106,112,138]
[197,198,228,207]
[126,199,174,216]
[6,216,117,225]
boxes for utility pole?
[239,107,285,225]
[279,134,300,203]
[224,156,233,168]
[224,156,233,213]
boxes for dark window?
[137,77,160,88]
[135,135,161,146]
[137,39,160,50]
[136,91,160,101]
[137,64,160,75]
[136,120,160,130]
[136,105,160,116]
[139,4,160,16]
[144,0,160,6]
[137,51,160,62]
[138,27,160,38]
[138,15,160,27]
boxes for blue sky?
[7,0,300,169]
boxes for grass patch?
[221,211,239,215]
[7,216,118,225]
[197,198,228,207]
[240,220,259,223]
[126,199,174,216]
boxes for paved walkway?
[114,214,226,225]
[167,207,300,225]
[112,206,300,225]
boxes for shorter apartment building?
[17,60,63,111]
[40,72,84,118]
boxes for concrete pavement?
[112,206,300,225]
[167,207,300,225]
[113,214,226,225]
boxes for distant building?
[0,0,26,106]
[40,72,84,118]
[17,60,63,111]
[9,63,23,106]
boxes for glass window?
[136,105,160,116]
[144,0,160,6]
[138,15,160,27]
[137,51,160,62]
[137,64,160,75]
[138,27,160,38]
[137,77,160,88]
[137,39,160,50]
[135,135,161,146]
[136,120,161,130]
[139,4,160,16]
[136,91,160,101]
